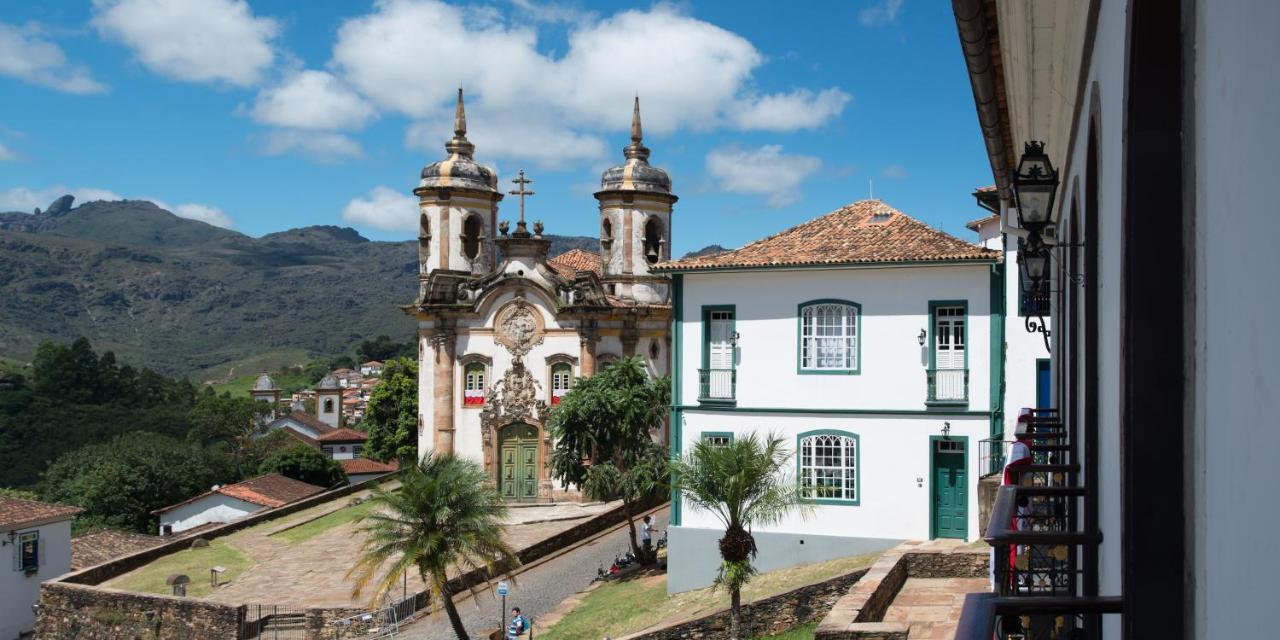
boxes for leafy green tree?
[186,388,274,477]
[364,358,419,462]
[357,335,414,363]
[0,487,41,501]
[259,444,348,489]
[670,433,809,640]
[42,432,235,533]
[348,454,518,640]
[549,356,670,564]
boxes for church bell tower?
[414,89,503,279]
[594,98,678,304]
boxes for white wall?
[316,391,341,428]
[2,519,72,640]
[676,412,989,541]
[158,494,261,535]
[1193,2,1280,636]
[677,265,996,412]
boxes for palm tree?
[671,433,809,640]
[347,454,519,640]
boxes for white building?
[951,1,1280,637]
[153,473,323,536]
[410,91,670,501]
[1,497,79,640]
[655,200,1003,592]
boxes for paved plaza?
[882,576,990,640]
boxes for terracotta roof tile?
[0,497,82,529]
[340,459,399,475]
[273,411,336,434]
[654,199,1000,272]
[215,473,325,508]
[548,248,602,278]
[71,530,163,570]
[965,213,1000,230]
[316,428,369,443]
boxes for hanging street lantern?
[1018,236,1051,292]
[1012,141,1060,236]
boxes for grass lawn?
[108,540,253,598]
[752,622,817,640]
[538,553,878,640]
[271,499,379,545]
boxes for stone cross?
[509,169,535,225]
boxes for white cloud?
[0,142,15,161]
[260,130,364,162]
[92,0,279,87]
[328,1,849,166]
[705,145,821,208]
[0,22,105,94]
[859,0,904,28]
[341,186,418,232]
[730,88,852,132]
[880,164,908,179]
[0,186,123,212]
[250,70,375,130]
[174,203,234,228]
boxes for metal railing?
[987,485,1095,598]
[927,368,969,403]
[956,592,1122,640]
[980,438,1010,477]
[698,368,735,403]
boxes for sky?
[0,0,993,255]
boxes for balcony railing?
[926,368,969,404]
[988,485,1097,598]
[956,593,1122,640]
[979,438,1009,477]
[698,368,736,404]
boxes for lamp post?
[1012,141,1060,237]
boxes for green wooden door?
[932,439,968,539]
[499,423,540,502]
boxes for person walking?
[507,607,528,640]
[641,515,655,560]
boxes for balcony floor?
[882,576,990,639]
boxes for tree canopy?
[259,444,348,490]
[363,358,419,462]
[187,387,274,476]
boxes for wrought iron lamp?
[1012,141,1060,237]
[917,328,927,346]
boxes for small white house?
[654,199,1003,592]
[360,361,385,377]
[153,473,324,536]
[1,497,80,640]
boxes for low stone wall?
[815,547,990,640]
[978,475,1001,538]
[617,567,869,640]
[35,582,245,639]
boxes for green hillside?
[0,197,598,378]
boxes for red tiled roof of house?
[340,458,399,475]
[275,411,336,434]
[215,473,325,508]
[654,200,1000,272]
[71,529,163,570]
[317,428,369,443]
[0,497,82,529]
[548,248,603,278]
[278,427,319,448]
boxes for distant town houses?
[1,496,81,639]
[152,473,324,536]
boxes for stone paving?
[882,576,989,639]
[104,493,617,608]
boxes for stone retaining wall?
[617,568,870,640]
[35,582,245,639]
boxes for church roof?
[252,372,278,392]
[0,496,81,529]
[316,373,341,390]
[547,248,603,278]
[270,411,336,435]
[597,97,674,198]
[417,88,500,195]
[317,428,369,443]
[654,199,1000,273]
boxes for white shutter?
[709,313,733,369]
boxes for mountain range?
[0,197,602,380]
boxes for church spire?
[444,87,476,159]
[623,95,650,162]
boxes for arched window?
[643,218,664,264]
[461,215,482,261]
[798,431,859,503]
[323,398,334,413]
[799,300,860,373]
[550,362,573,405]
[601,218,614,252]
[464,362,486,406]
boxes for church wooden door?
[499,423,540,502]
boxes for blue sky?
[0,0,992,255]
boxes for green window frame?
[701,431,734,447]
[797,300,861,375]
[797,429,861,506]
[699,305,737,405]
[927,300,969,407]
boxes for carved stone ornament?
[494,298,545,358]
[479,359,549,445]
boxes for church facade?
[408,91,674,501]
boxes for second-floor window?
[464,362,486,406]
[799,301,859,373]
[551,363,572,405]
[353,444,363,459]
[18,531,39,572]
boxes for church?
[408,90,674,501]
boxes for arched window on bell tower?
[643,217,664,265]
[462,214,482,262]
[601,217,614,253]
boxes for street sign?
[496,581,509,596]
